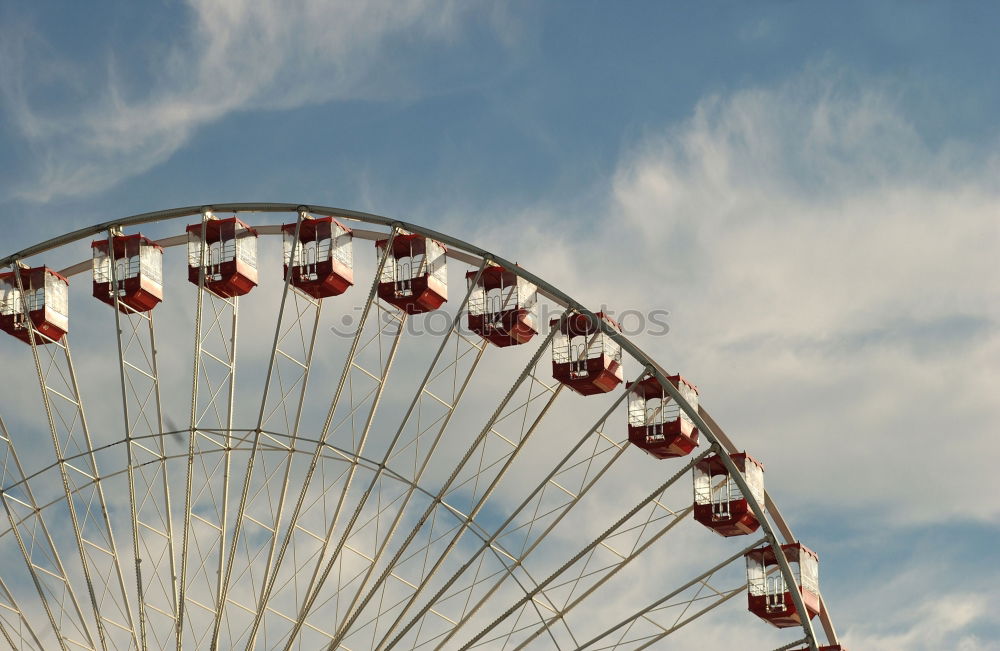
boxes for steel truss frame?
[0,204,840,651]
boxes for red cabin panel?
[92,234,164,313]
[693,452,764,537]
[746,543,821,629]
[466,266,537,347]
[282,217,354,299]
[627,375,699,459]
[550,312,624,395]
[186,217,259,298]
[0,267,69,344]
[375,234,447,314]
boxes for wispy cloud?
[461,67,1000,526]
[428,68,1000,646]
[843,589,999,650]
[0,0,488,202]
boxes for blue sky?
[1,1,999,649]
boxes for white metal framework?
[0,205,841,650]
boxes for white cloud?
[463,69,1000,526]
[0,0,487,201]
[2,54,998,646]
[427,69,1000,646]
[841,590,1000,651]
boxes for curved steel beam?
[1,203,836,649]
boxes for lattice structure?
[0,205,841,651]
[100,228,177,649]
[8,264,137,650]
[177,212,245,648]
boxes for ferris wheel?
[0,204,844,651]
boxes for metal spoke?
[212,210,318,649]
[330,312,563,650]
[577,539,763,649]
[0,206,840,651]
[510,505,694,651]
[0,414,89,650]
[242,228,403,648]
[0,575,44,650]
[177,213,241,650]
[384,389,629,648]
[104,228,179,650]
[284,260,492,649]
[454,448,712,650]
[13,264,138,651]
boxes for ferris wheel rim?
[0,203,836,650]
